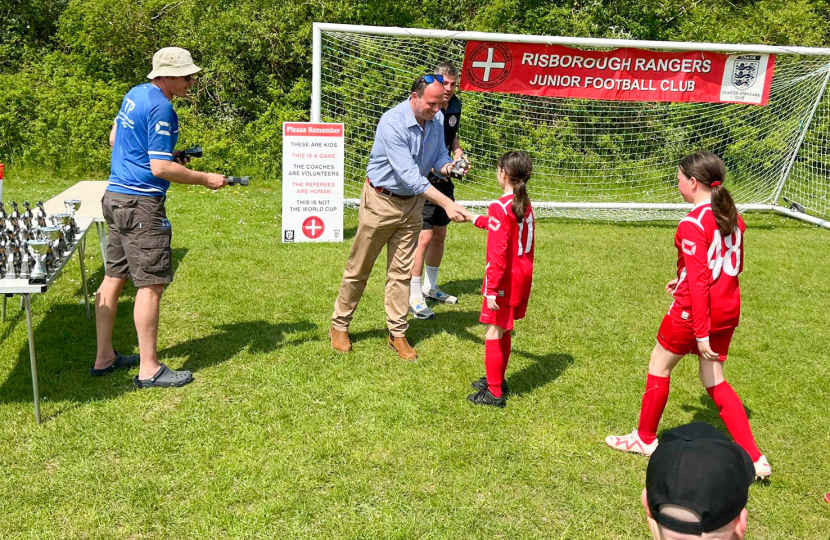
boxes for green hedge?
[1,0,828,177]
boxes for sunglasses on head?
[412,73,445,93]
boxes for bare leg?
[94,276,129,369]
[484,323,505,340]
[648,342,684,377]
[424,225,447,268]
[411,229,433,279]
[135,284,165,379]
[698,357,726,388]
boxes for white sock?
[410,276,423,299]
[424,265,440,291]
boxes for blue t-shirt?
[108,83,178,196]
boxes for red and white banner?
[461,41,775,105]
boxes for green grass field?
[1,174,829,539]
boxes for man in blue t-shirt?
[91,47,226,388]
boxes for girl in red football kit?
[467,150,535,408]
[605,151,771,479]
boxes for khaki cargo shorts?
[102,191,173,287]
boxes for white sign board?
[281,122,344,242]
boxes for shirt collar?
[692,199,711,210]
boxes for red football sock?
[499,332,512,380]
[637,374,671,444]
[706,381,762,461]
[484,339,504,398]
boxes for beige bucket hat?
[147,47,202,79]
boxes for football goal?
[311,23,830,228]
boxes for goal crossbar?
[313,23,830,230]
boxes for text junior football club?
[522,53,712,91]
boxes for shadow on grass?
[162,319,317,372]
[350,308,573,395]
[0,296,314,420]
[347,310,484,347]
[433,279,483,297]
[680,392,753,424]
[407,309,483,345]
[507,351,574,396]
[0,302,136,413]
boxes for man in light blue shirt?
[92,47,226,389]
[331,75,471,360]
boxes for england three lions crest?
[732,55,761,90]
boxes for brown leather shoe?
[330,327,352,352]
[388,334,417,361]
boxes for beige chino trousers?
[332,181,424,337]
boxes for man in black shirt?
[410,62,465,319]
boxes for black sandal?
[89,351,140,377]
[133,364,194,389]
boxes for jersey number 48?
[707,229,742,279]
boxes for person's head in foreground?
[643,423,755,540]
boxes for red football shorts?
[480,297,524,330]
[657,313,735,362]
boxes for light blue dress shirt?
[366,98,452,196]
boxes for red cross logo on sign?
[302,216,325,239]
[465,42,512,89]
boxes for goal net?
[312,24,830,226]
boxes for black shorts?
[102,191,173,287]
[422,173,455,230]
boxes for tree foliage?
[1,0,829,176]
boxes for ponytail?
[679,151,737,238]
[710,184,738,239]
[512,180,530,224]
[497,150,533,223]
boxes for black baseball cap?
[646,423,755,535]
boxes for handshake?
[445,202,478,223]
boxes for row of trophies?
[1,199,83,283]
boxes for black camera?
[174,145,203,163]
[226,176,250,186]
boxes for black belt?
[366,178,415,200]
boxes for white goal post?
[311,23,830,229]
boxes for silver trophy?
[8,240,25,278]
[27,239,50,282]
[0,233,7,278]
[450,154,470,180]
[64,199,82,234]
[40,227,62,270]
[52,213,75,247]
[41,226,64,259]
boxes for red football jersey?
[670,201,746,339]
[474,194,535,312]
